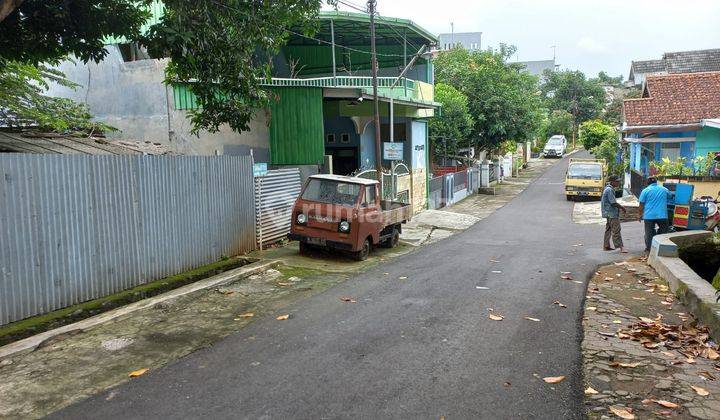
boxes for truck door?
[359,185,382,243]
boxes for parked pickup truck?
[288,174,412,261]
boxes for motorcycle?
[697,190,720,233]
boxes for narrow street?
[53,154,644,419]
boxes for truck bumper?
[288,233,354,251]
[565,191,601,197]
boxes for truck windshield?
[301,179,362,206]
[568,164,602,180]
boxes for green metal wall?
[268,87,325,165]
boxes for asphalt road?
[53,153,645,419]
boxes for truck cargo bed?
[380,200,412,226]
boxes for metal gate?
[255,168,302,247]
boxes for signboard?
[383,142,404,161]
[253,162,268,177]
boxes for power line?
[210,0,412,58]
[335,0,423,52]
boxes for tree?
[0,0,151,65]
[592,135,623,176]
[539,109,574,145]
[594,71,623,87]
[0,61,114,133]
[579,120,616,151]
[541,70,606,145]
[143,0,324,134]
[429,83,473,159]
[434,46,543,151]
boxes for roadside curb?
[0,259,279,360]
[648,232,720,341]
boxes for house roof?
[622,71,720,129]
[289,11,437,47]
[629,59,666,78]
[629,49,720,82]
[0,132,172,155]
[663,48,720,74]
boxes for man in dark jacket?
[602,176,627,253]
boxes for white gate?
[255,168,302,248]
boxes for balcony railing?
[263,76,422,101]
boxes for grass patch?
[0,256,255,347]
[276,265,326,281]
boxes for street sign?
[253,162,268,177]
[383,142,404,161]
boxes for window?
[326,134,335,144]
[567,164,603,180]
[661,142,680,162]
[301,179,361,207]
[340,133,350,143]
[363,185,377,207]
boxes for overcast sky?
[325,0,720,79]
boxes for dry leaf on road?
[585,387,599,395]
[398,276,408,280]
[339,297,357,303]
[553,300,567,308]
[276,314,290,321]
[489,314,504,321]
[129,368,148,378]
[238,312,254,318]
[524,317,540,322]
[542,376,566,384]
[560,275,573,280]
[609,406,635,419]
[691,385,710,396]
[653,400,679,408]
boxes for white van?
[543,135,567,158]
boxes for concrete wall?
[47,46,270,159]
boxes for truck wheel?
[299,241,311,255]
[383,228,400,248]
[354,239,370,261]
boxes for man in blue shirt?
[638,177,671,253]
[601,176,627,253]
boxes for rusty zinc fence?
[0,154,256,325]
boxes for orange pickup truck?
[288,174,412,260]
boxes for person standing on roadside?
[602,175,627,253]
[638,176,672,253]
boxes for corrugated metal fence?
[0,154,256,325]
[255,168,301,247]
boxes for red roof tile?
[623,71,720,128]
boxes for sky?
[324,0,720,79]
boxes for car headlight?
[338,220,350,232]
[296,213,307,224]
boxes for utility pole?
[368,0,383,182]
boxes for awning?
[623,137,696,144]
[702,119,720,129]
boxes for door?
[358,185,382,243]
[331,148,359,175]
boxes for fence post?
[480,162,490,187]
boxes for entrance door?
[331,148,358,175]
